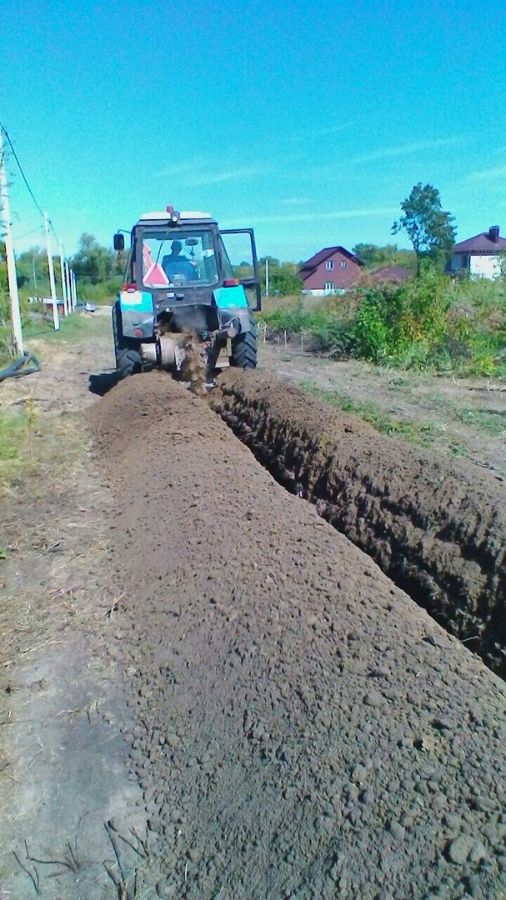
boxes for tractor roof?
[138,210,216,225]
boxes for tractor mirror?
[185,238,198,246]
[113,233,125,251]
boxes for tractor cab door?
[219,229,261,311]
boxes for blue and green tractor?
[112,206,260,381]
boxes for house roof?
[370,266,412,284]
[299,246,362,273]
[453,227,506,253]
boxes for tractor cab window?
[141,230,219,288]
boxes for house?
[370,266,412,285]
[448,226,506,279]
[299,246,363,295]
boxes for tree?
[71,233,117,284]
[352,243,415,271]
[392,183,456,274]
[259,258,302,296]
[15,247,49,294]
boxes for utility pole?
[64,259,72,312]
[32,256,38,295]
[59,241,68,315]
[265,258,269,297]
[44,211,59,330]
[71,269,77,309]
[0,127,24,355]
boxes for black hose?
[0,351,41,383]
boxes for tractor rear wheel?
[112,300,143,379]
[116,348,143,379]
[231,318,257,369]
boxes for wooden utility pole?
[0,127,24,355]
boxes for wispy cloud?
[226,207,398,226]
[281,197,312,205]
[352,137,460,166]
[156,160,271,185]
[469,164,506,182]
[291,122,354,142]
[157,159,207,177]
[184,164,272,187]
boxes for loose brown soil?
[1,315,505,898]
[259,343,506,479]
[88,372,506,899]
[214,370,506,677]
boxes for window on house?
[325,260,334,270]
[324,281,335,291]
[339,260,347,268]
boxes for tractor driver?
[162,241,197,283]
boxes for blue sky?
[1,0,505,261]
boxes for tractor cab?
[112,206,260,379]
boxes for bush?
[259,270,506,377]
[79,276,122,304]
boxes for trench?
[86,371,506,898]
[212,370,506,678]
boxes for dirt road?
[1,315,505,898]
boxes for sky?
[1,0,506,262]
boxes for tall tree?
[392,183,456,274]
[71,233,115,284]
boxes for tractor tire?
[231,319,257,369]
[112,300,143,379]
[116,348,143,379]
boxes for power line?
[49,219,61,244]
[12,225,44,241]
[0,119,45,220]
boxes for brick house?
[448,226,506,279]
[299,246,363,295]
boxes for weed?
[260,270,506,378]
[301,382,439,447]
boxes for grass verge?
[302,381,466,456]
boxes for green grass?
[23,310,105,342]
[0,402,89,499]
[301,381,462,451]
[452,407,506,435]
[0,406,36,495]
[1,310,106,367]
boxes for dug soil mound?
[214,371,506,676]
[88,372,505,899]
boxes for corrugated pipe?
[0,351,41,382]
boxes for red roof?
[453,227,506,253]
[370,266,412,284]
[299,246,362,272]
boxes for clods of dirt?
[214,370,506,676]
[88,372,506,899]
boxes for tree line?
[1,182,458,301]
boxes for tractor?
[112,206,260,381]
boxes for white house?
[449,226,506,278]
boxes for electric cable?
[0,120,45,220]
